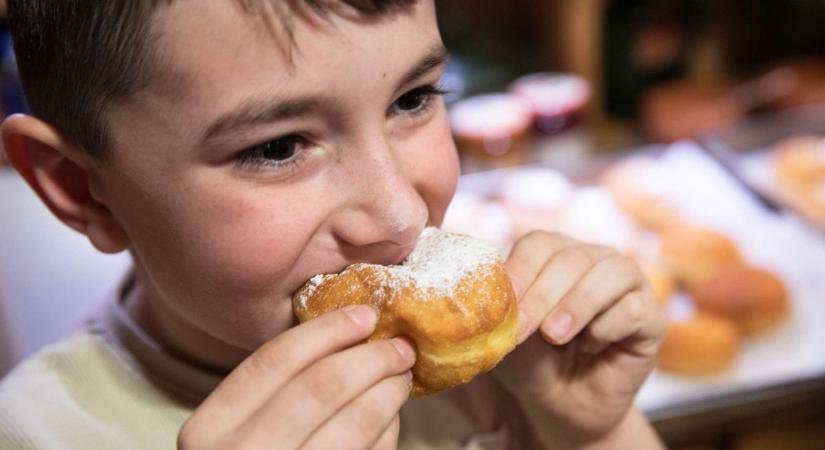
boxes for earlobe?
[2,114,131,254]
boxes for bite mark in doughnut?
[293,228,519,396]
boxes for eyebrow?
[203,96,321,140]
[398,44,450,89]
[201,44,450,140]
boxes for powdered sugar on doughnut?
[393,227,500,294]
[295,274,330,309]
[295,228,501,308]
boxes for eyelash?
[234,83,448,172]
[235,134,310,172]
[389,84,448,117]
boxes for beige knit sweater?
[0,298,509,450]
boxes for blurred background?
[3,1,825,449]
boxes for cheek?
[189,201,300,293]
[173,189,315,298]
[410,112,459,225]
[118,175,318,315]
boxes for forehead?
[147,1,440,110]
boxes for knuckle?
[605,254,640,284]
[241,340,285,381]
[349,399,389,442]
[522,229,550,242]
[301,362,348,405]
[587,244,617,260]
[556,245,593,266]
[624,293,647,326]
[523,230,571,249]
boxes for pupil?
[262,137,297,160]
[398,92,422,110]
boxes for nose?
[329,134,428,263]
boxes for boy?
[0,1,666,448]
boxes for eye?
[390,84,447,116]
[236,134,310,170]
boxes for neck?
[123,268,251,373]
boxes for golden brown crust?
[659,225,741,288]
[690,264,789,335]
[773,134,825,189]
[602,158,684,231]
[293,231,519,396]
[658,313,741,374]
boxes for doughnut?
[293,228,520,396]
[773,134,825,188]
[796,179,825,223]
[659,225,741,288]
[601,158,684,231]
[658,312,741,375]
[691,264,789,335]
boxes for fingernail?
[391,338,416,362]
[545,312,573,343]
[343,305,377,329]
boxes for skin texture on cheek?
[103,163,308,350]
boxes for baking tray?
[702,103,825,231]
[443,140,825,443]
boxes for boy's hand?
[178,305,414,450]
[493,231,666,448]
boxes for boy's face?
[97,0,457,364]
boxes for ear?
[2,113,130,254]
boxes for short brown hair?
[8,0,415,160]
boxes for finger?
[577,243,616,261]
[370,415,401,450]
[579,290,664,356]
[303,377,409,450]
[185,305,378,441]
[516,245,596,344]
[540,254,642,345]
[505,231,577,298]
[244,338,416,449]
